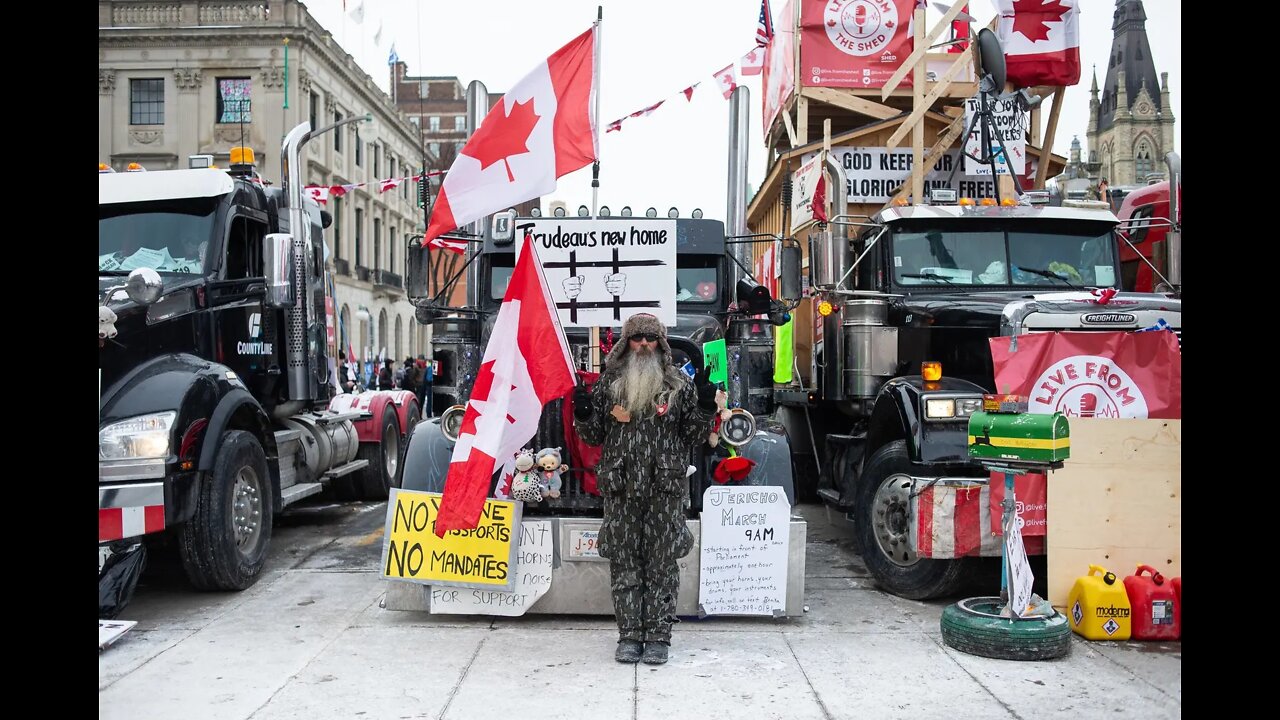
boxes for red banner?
[762,0,796,135]
[989,331,1182,419]
[800,0,916,89]
[989,473,1047,537]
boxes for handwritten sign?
[381,489,522,591]
[1004,499,1035,618]
[429,520,553,616]
[790,153,825,233]
[703,338,728,385]
[963,95,1027,177]
[698,485,790,616]
[518,219,677,327]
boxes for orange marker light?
[817,300,835,317]
[922,361,943,381]
[892,197,909,206]
[958,197,976,206]
[126,162,146,172]
[230,146,255,165]
[979,197,997,206]
[1000,197,1017,206]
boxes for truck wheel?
[356,408,401,500]
[178,430,273,591]
[941,597,1071,661]
[856,440,968,600]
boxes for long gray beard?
[611,350,666,417]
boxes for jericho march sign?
[517,219,677,327]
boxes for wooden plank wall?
[1046,419,1182,609]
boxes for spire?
[1091,65,1099,95]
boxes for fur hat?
[603,313,673,370]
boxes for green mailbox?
[967,411,1070,464]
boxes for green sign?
[703,338,728,386]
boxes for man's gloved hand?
[693,367,718,411]
[572,376,593,420]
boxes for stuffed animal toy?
[535,447,567,499]
[707,389,730,448]
[509,448,544,503]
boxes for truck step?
[280,482,323,506]
[325,459,370,479]
[817,487,854,512]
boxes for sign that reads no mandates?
[518,219,677,327]
[381,489,522,591]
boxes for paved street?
[100,501,1181,720]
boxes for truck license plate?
[568,529,600,559]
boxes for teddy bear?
[707,388,731,448]
[535,447,567,499]
[509,448,544,503]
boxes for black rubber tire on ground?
[856,440,969,600]
[356,407,401,500]
[941,596,1072,661]
[178,430,273,591]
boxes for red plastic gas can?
[1123,565,1181,640]
[1171,577,1180,632]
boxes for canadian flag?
[739,47,765,77]
[303,184,330,205]
[433,237,576,536]
[713,63,739,99]
[379,176,404,193]
[423,27,598,247]
[997,0,1081,88]
[428,234,468,255]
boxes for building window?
[373,144,381,177]
[410,117,420,129]
[455,115,466,131]
[217,77,251,123]
[333,196,343,259]
[355,128,363,167]
[389,156,396,183]
[373,218,382,270]
[355,207,364,266]
[334,111,343,152]
[309,91,319,133]
[1135,145,1153,177]
[390,226,397,272]
[430,142,440,157]
[130,78,164,125]
[429,116,441,132]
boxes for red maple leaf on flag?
[465,98,540,183]
[1011,0,1069,44]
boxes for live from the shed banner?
[382,489,522,591]
[517,219,677,327]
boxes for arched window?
[409,321,417,360]
[1135,141,1153,177]
[378,309,389,358]
[339,304,351,358]
[395,315,404,360]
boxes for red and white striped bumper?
[99,482,166,543]
[910,479,1001,560]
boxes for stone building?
[99,0,427,372]
[1086,0,1177,188]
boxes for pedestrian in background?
[572,313,717,665]
[377,359,395,391]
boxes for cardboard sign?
[702,338,728,385]
[517,219,677,327]
[428,521,553,616]
[381,489,522,591]
[790,154,825,232]
[698,485,791,616]
[963,95,1027,176]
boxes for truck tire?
[356,408,401,500]
[177,430,273,591]
[941,597,1071,660]
[856,440,968,600]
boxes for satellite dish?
[976,28,1006,91]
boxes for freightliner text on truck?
[99,122,418,609]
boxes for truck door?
[211,210,281,399]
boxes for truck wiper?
[99,270,130,276]
[901,271,955,284]
[1015,266,1083,290]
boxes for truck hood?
[895,290,1182,331]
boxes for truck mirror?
[736,277,773,314]
[125,267,163,305]
[264,233,295,309]
[319,210,333,229]
[405,238,430,298]
[780,245,802,301]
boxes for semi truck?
[99,122,417,608]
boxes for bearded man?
[573,313,718,665]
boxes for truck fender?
[866,376,988,466]
[400,418,454,494]
[199,387,279,506]
[734,419,797,507]
[331,390,417,443]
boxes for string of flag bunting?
[303,169,446,206]
[604,44,765,135]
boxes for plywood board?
[1046,419,1181,608]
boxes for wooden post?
[1036,87,1065,188]
[590,327,600,372]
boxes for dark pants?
[600,489,691,644]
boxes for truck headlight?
[99,411,176,460]
[924,395,983,421]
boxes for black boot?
[641,641,669,665]
[615,639,643,663]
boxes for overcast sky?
[303,0,1180,217]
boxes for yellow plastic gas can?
[1067,564,1132,640]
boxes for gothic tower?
[1086,0,1176,186]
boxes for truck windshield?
[890,221,1118,289]
[99,197,218,275]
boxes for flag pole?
[590,6,603,372]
